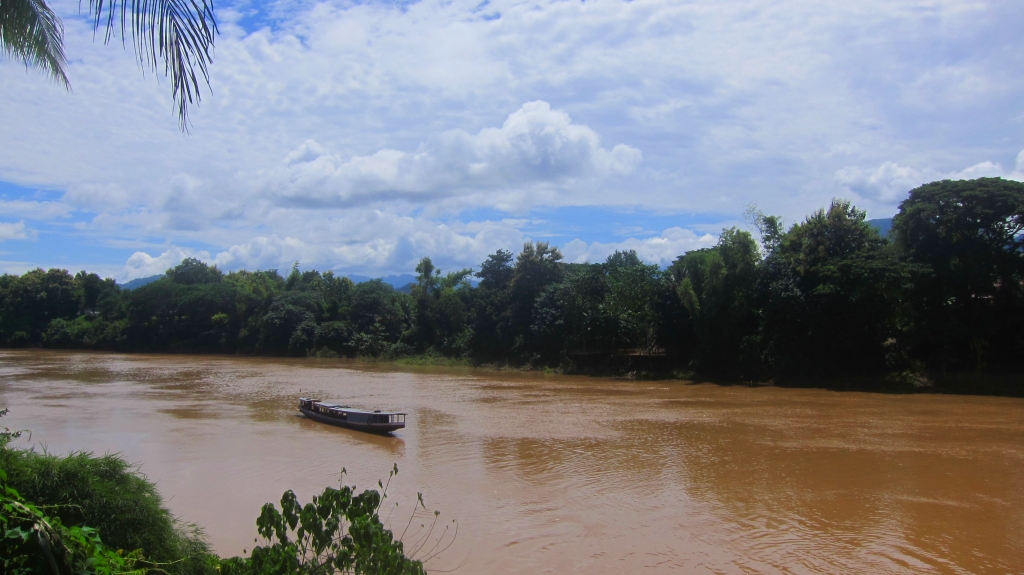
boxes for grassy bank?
[0,410,428,575]
[339,351,1024,397]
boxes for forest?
[2,178,1022,393]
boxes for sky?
[1,0,1022,281]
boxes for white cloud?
[0,200,74,220]
[271,101,641,207]
[0,221,31,241]
[836,150,1024,206]
[835,162,932,203]
[122,246,213,280]
[562,227,717,266]
[1,0,1022,275]
[120,211,530,279]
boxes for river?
[1,350,1022,573]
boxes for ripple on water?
[1,350,1023,574]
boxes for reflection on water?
[1,350,1023,574]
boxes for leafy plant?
[1,468,148,575]
[220,466,450,575]
[1,408,216,575]
[1,408,144,575]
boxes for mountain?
[867,218,892,238]
[345,274,418,289]
[121,275,162,290]
[121,272,438,292]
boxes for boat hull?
[299,407,405,434]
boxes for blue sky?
[1,0,1023,281]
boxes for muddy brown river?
[1,350,1022,573]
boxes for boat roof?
[302,398,405,415]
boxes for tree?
[349,280,410,351]
[892,177,1024,370]
[1,0,217,130]
[476,249,514,290]
[409,258,473,354]
[470,250,516,361]
[508,241,563,356]
[603,251,665,353]
[166,257,223,285]
[759,200,914,377]
[0,268,80,346]
[531,263,610,357]
[670,228,761,373]
[124,277,237,351]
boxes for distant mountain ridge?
[867,218,892,237]
[119,272,419,291]
[344,274,417,291]
[121,275,162,290]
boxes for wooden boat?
[298,398,407,433]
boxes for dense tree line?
[2,178,1022,390]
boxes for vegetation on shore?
[1,178,1022,394]
[1,411,430,575]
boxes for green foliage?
[508,242,564,360]
[758,199,919,377]
[220,467,426,575]
[892,177,1024,371]
[3,181,1024,389]
[603,251,666,353]
[0,443,215,575]
[3,0,216,130]
[475,249,514,290]
[669,228,761,373]
[409,258,474,356]
[0,268,80,346]
[1,468,145,575]
[349,280,410,352]
[0,0,69,87]
[167,258,224,285]
[124,279,238,352]
[1,411,429,574]
[0,408,147,574]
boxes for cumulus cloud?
[2,0,1023,276]
[122,246,213,280]
[835,162,932,203]
[0,221,31,241]
[836,150,1024,205]
[562,227,717,267]
[119,211,530,280]
[123,222,714,282]
[273,101,641,207]
[212,235,316,272]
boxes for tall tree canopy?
[892,177,1024,370]
[759,200,913,376]
[3,180,1023,395]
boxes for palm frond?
[89,0,217,132]
[0,0,70,88]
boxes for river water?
[1,350,1022,574]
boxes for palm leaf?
[89,0,217,131]
[0,0,70,88]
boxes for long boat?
[298,398,407,433]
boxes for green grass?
[0,447,216,575]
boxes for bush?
[219,467,428,575]
[1,410,435,575]
[0,447,216,575]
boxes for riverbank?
[341,351,1024,397]
[7,345,1023,397]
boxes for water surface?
[1,350,1022,573]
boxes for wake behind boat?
[298,398,407,433]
